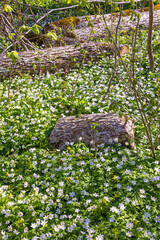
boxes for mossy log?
[43,16,80,34]
[0,42,116,80]
[42,9,160,45]
[49,112,135,150]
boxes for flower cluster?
[0,144,160,239]
[0,29,160,239]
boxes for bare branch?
[103,4,122,100]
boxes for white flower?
[110,207,121,215]
[2,235,8,240]
[17,175,23,180]
[7,226,12,232]
[13,229,19,235]
[104,182,109,187]
[126,231,132,237]
[24,227,28,233]
[132,200,138,206]
[18,212,23,217]
[28,206,33,211]
[143,178,149,183]
[104,196,110,202]
[124,198,130,203]
[24,182,28,188]
[109,217,115,222]
[144,212,150,218]
[126,222,133,229]
[125,169,131,175]
[140,189,145,194]
[106,167,112,171]
[131,181,136,185]
[138,165,143,169]
[93,193,99,197]
[59,181,64,186]
[154,216,160,222]
[96,164,101,168]
[146,205,151,210]
[130,161,135,165]
[96,234,103,240]
[126,186,133,191]
[31,223,37,229]
[46,206,50,211]
[137,227,143,231]
[116,184,122,189]
[151,196,157,201]
[119,203,125,210]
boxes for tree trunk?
[49,112,135,150]
[147,0,154,72]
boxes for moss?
[53,16,80,29]
[143,4,160,11]
[122,9,134,16]
[43,16,80,33]
[43,16,80,39]
[114,4,160,17]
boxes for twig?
[0,0,105,55]
[131,0,146,78]
[101,4,156,158]
[114,0,142,4]
[103,4,122,100]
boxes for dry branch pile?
[0,4,160,80]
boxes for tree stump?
[49,112,135,150]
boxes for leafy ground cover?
[0,29,160,239]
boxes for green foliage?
[47,31,58,41]
[0,3,160,239]
[0,144,159,239]
[31,24,42,34]
[4,4,13,12]
[6,51,20,63]
[19,25,29,34]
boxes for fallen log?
[74,9,160,42]
[49,112,135,150]
[0,42,116,80]
[1,8,159,80]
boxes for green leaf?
[4,4,13,12]
[80,0,87,8]
[8,33,15,40]
[47,31,57,41]
[17,35,23,41]
[6,51,20,63]
[19,25,29,34]
[31,24,42,34]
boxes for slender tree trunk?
[147,0,154,72]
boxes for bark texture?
[49,112,135,150]
[0,42,115,80]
